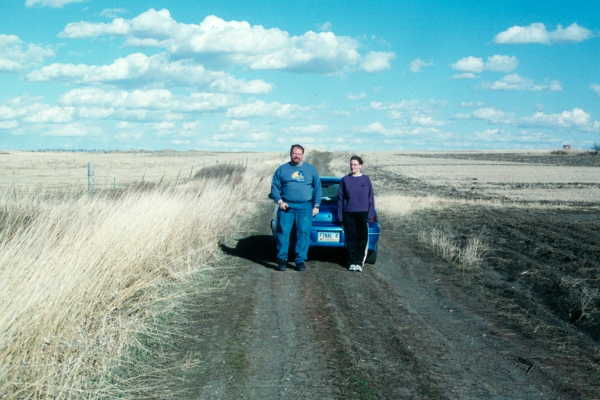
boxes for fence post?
[87,162,95,193]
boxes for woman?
[337,155,376,272]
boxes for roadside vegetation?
[0,159,277,399]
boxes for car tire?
[366,249,377,264]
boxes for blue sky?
[1,0,599,151]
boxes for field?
[0,151,275,191]
[367,151,600,336]
[1,149,599,399]
[0,150,283,399]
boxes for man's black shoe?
[295,262,306,271]
[275,259,287,271]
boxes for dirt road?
[172,153,598,399]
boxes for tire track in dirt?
[239,266,339,399]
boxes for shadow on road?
[220,234,346,269]
[220,235,277,269]
[308,247,346,268]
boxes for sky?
[1,0,599,151]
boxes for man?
[271,144,321,271]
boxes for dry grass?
[417,227,487,271]
[0,158,277,399]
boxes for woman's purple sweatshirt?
[336,174,376,222]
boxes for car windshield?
[321,181,340,202]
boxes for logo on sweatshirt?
[291,170,305,182]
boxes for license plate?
[318,231,340,242]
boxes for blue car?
[271,176,380,264]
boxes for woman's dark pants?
[343,211,369,266]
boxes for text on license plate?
[318,231,340,242]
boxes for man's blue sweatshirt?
[271,162,321,207]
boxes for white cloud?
[77,107,115,119]
[28,53,271,94]
[361,51,395,72]
[475,128,500,138]
[151,121,176,131]
[3,94,205,127]
[0,34,54,71]
[465,106,599,133]
[319,21,332,32]
[44,123,103,137]
[286,124,327,133]
[410,114,445,127]
[591,84,600,96]
[61,18,131,37]
[59,10,384,74]
[26,0,85,8]
[409,58,432,72]
[23,104,75,123]
[286,136,316,144]
[486,74,562,92]
[0,120,19,129]
[526,108,592,128]
[550,23,593,42]
[370,99,446,112]
[371,99,447,123]
[100,8,127,18]
[452,73,476,79]
[452,56,484,73]
[226,101,306,118]
[485,55,518,72]
[212,132,236,141]
[460,101,484,107]
[60,88,235,113]
[451,54,517,75]
[356,121,439,137]
[347,92,366,100]
[494,22,592,44]
[0,105,25,120]
[358,121,387,134]
[472,107,511,124]
[220,119,250,131]
[248,131,271,141]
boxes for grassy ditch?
[0,161,274,399]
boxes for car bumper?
[310,222,380,250]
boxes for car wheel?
[366,249,377,264]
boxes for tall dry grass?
[0,160,276,399]
[417,228,487,270]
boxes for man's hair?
[290,144,305,154]
[350,155,363,165]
